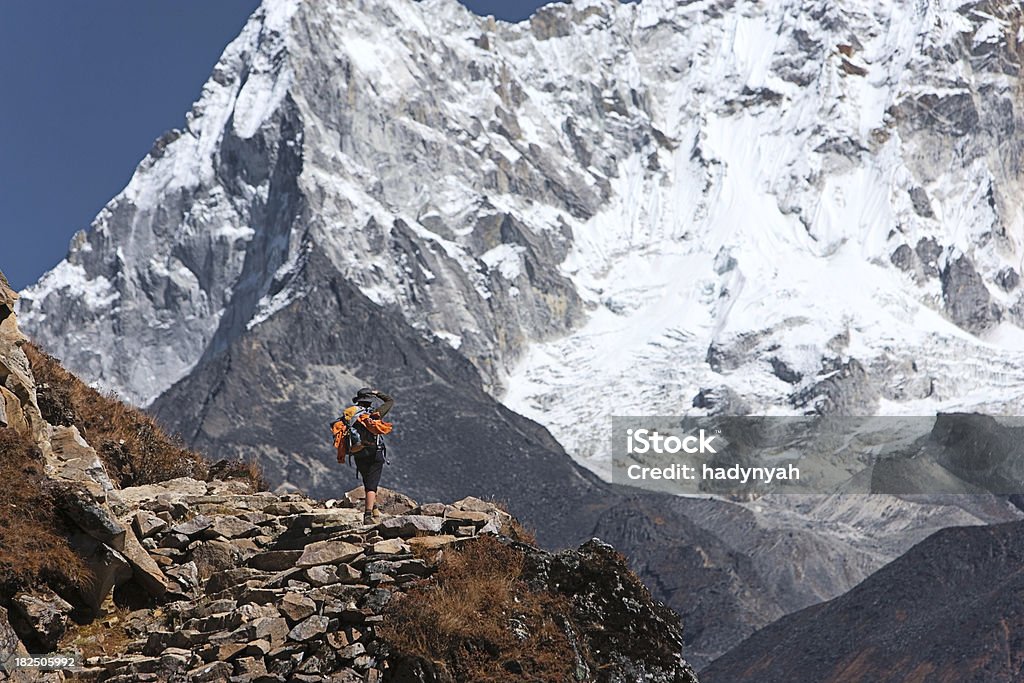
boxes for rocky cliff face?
[0,273,45,448]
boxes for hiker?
[332,388,394,525]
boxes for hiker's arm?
[373,391,394,418]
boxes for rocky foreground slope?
[0,271,698,682]
[4,480,698,683]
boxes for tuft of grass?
[25,343,209,486]
[62,606,135,659]
[0,427,89,596]
[208,458,269,492]
[379,536,575,682]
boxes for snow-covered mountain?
[20,0,1024,475]
[14,0,1024,664]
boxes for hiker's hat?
[352,387,376,404]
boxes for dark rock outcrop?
[789,358,878,415]
[8,591,73,653]
[941,254,1000,334]
[523,539,698,683]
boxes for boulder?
[132,510,167,539]
[279,593,317,623]
[239,639,273,658]
[234,656,268,678]
[261,568,306,591]
[58,486,126,550]
[337,642,366,660]
[363,560,400,576]
[158,648,199,676]
[379,515,444,539]
[345,486,418,515]
[941,253,1000,334]
[305,565,343,586]
[443,509,491,525]
[9,590,73,651]
[191,539,256,580]
[262,501,312,515]
[359,588,392,612]
[326,631,350,649]
[158,532,190,550]
[186,661,233,682]
[0,271,20,325]
[288,615,330,642]
[296,540,363,567]
[120,526,170,596]
[234,587,280,606]
[290,509,364,528]
[0,385,28,434]
[170,515,213,537]
[214,642,247,661]
[117,478,208,508]
[450,496,496,513]
[251,616,290,648]
[408,535,459,551]
[391,559,431,576]
[371,538,408,555]
[414,503,446,517]
[235,603,280,623]
[249,549,303,571]
[49,426,119,495]
[206,516,260,540]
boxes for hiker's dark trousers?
[353,448,385,492]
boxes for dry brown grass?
[61,605,135,659]
[25,343,209,486]
[208,457,269,491]
[379,536,575,682]
[0,427,89,596]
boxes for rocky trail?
[4,479,697,683]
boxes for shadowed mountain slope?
[702,519,1024,683]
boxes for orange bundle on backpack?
[331,405,392,463]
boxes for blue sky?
[0,1,555,290]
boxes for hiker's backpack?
[331,405,393,463]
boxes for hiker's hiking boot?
[363,510,375,525]
[372,508,382,518]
